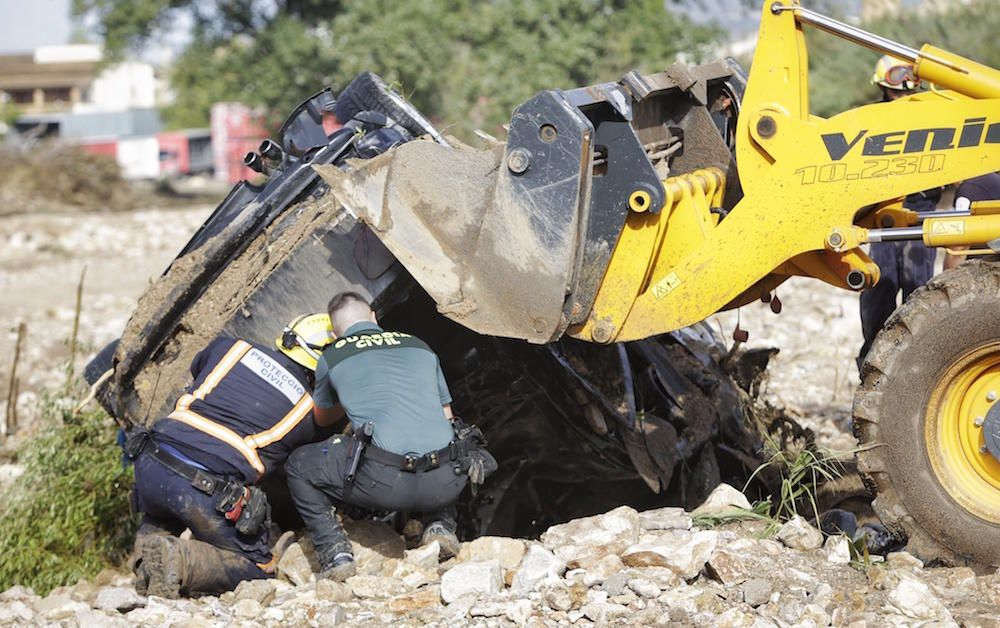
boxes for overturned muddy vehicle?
[90,70,805,538]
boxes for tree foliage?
[807,0,1000,116]
[76,0,719,136]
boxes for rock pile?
[2,484,998,627]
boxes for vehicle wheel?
[855,259,1000,566]
[334,72,446,145]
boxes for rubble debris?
[5,489,1000,626]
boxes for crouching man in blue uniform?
[124,314,336,598]
[285,292,495,581]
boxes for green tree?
[806,0,1000,116]
[77,0,719,137]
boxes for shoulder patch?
[324,330,429,367]
[240,348,305,403]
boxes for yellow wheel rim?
[927,342,1000,523]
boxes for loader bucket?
[319,61,742,344]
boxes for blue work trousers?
[132,452,271,586]
[858,240,935,367]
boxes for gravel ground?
[0,206,213,444]
[1,485,993,627]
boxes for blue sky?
[0,0,73,53]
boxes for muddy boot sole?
[319,557,357,583]
[421,527,460,560]
[135,536,183,599]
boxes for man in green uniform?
[285,292,493,581]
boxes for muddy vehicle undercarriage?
[87,71,841,538]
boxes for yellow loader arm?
[319,1,1000,345]
[576,0,1000,342]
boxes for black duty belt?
[146,443,232,496]
[362,438,474,473]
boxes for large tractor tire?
[855,259,1000,566]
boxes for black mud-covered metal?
[500,90,594,338]
[506,83,665,330]
[503,90,592,253]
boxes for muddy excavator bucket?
[319,60,743,344]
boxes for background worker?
[858,55,942,368]
[943,172,1000,270]
[285,292,495,582]
[125,314,335,598]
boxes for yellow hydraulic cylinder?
[917,46,1000,101]
[923,215,1000,248]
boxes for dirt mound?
[0,144,135,216]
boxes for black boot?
[421,520,460,560]
[133,536,268,597]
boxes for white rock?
[0,585,37,601]
[742,578,774,608]
[638,506,692,531]
[776,516,824,551]
[886,551,924,570]
[459,536,527,570]
[636,566,683,590]
[887,573,952,621]
[74,608,132,628]
[511,544,567,595]
[261,607,285,622]
[234,578,276,606]
[470,601,509,617]
[347,575,402,599]
[92,587,146,613]
[707,548,751,586]
[505,598,532,626]
[318,605,347,624]
[580,554,624,587]
[627,578,660,599]
[391,560,439,589]
[315,578,353,603]
[36,595,89,621]
[470,598,531,624]
[824,535,852,564]
[714,606,760,628]
[404,541,441,569]
[232,598,262,620]
[800,603,831,627]
[540,506,640,568]
[277,542,314,586]
[621,530,718,579]
[0,600,34,624]
[691,483,753,516]
[440,560,503,604]
[541,580,579,612]
[580,601,630,623]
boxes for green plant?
[691,500,779,536]
[745,433,855,525]
[0,395,136,595]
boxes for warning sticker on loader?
[930,221,965,236]
[652,272,681,300]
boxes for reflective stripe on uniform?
[192,340,252,401]
[244,394,314,450]
[167,339,313,478]
[167,409,267,475]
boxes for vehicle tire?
[334,72,445,145]
[855,259,1000,566]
